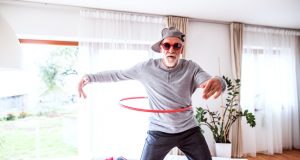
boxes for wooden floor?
[246,150,300,160]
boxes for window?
[78,46,152,159]
[241,47,282,111]
[0,39,156,159]
[0,39,80,160]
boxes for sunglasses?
[161,43,183,50]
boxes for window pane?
[0,43,79,160]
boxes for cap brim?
[151,40,162,53]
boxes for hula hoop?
[119,96,192,113]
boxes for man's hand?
[199,77,222,100]
[78,76,89,99]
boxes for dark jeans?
[140,126,212,160]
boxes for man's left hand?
[199,77,222,100]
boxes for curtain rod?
[245,23,300,32]
[3,0,300,31]
[189,18,229,25]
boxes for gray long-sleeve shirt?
[86,58,225,133]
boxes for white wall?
[0,1,233,156]
[186,21,232,154]
[186,21,232,76]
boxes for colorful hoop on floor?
[119,96,192,113]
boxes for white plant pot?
[215,143,232,158]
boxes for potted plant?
[195,76,256,157]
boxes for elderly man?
[78,27,225,160]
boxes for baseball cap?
[151,27,185,53]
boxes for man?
[78,27,225,160]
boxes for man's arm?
[199,77,226,100]
[191,61,226,100]
[77,62,143,99]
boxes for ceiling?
[17,0,300,29]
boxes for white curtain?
[240,26,300,157]
[78,9,164,159]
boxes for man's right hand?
[78,76,89,99]
[199,77,222,100]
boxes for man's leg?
[177,127,212,160]
[140,131,176,160]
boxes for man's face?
[160,37,184,68]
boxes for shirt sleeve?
[193,62,226,92]
[193,62,212,86]
[85,62,143,83]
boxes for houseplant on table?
[195,76,256,157]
